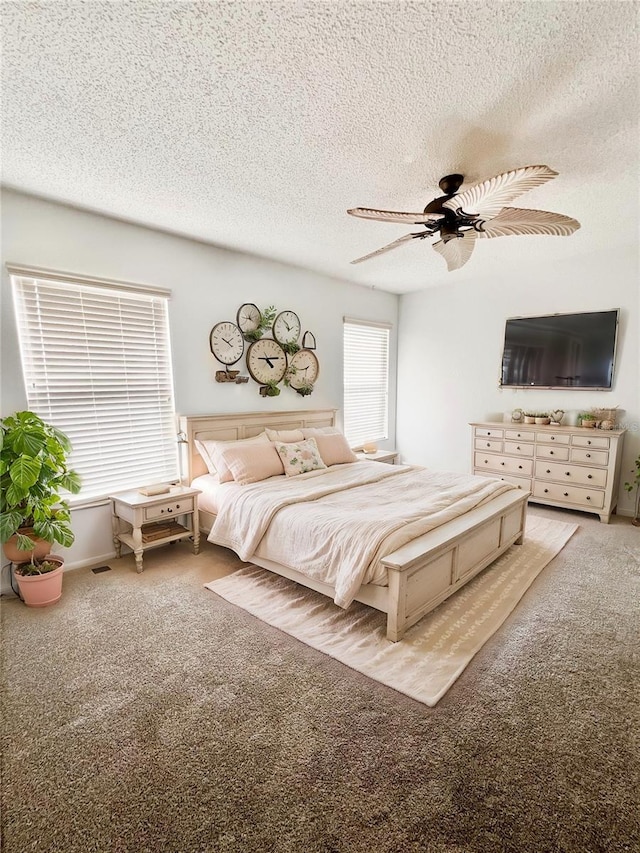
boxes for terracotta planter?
[15,556,64,608]
[3,529,51,564]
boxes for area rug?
[205,516,578,706]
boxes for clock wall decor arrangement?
[210,303,319,396]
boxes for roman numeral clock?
[209,304,318,397]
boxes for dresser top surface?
[470,421,625,436]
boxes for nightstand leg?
[110,511,122,558]
[192,505,201,555]
[132,525,144,573]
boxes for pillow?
[302,428,358,466]
[274,438,327,477]
[265,427,305,443]
[197,433,269,482]
[219,441,284,485]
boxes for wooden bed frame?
[178,410,529,641]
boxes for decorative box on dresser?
[470,421,626,523]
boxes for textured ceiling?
[2,1,638,294]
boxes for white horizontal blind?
[11,273,178,499]
[343,319,390,447]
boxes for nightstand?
[355,450,398,465]
[109,485,201,573]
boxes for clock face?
[246,338,288,385]
[209,322,244,366]
[236,303,262,334]
[287,349,320,389]
[273,310,301,345]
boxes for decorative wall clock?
[286,349,319,395]
[246,338,288,385]
[237,303,261,336]
[273,310,301,346]
[209,321,244,366]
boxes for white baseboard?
[0,551,118,598]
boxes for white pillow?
[274,438,327,477]
[302,428,358,466]
[219,442,284,485]
[197,433,269,482]
[265,427,305,443]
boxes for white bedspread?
[208,463,514,608]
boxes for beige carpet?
[205,516,578,706]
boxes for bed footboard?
[382,490,529,641]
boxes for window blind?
[343,319,390,447]
[11,272,178,500]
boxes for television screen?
[500,310,619,389]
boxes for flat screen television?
[500,309,619,390]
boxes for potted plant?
[623,454,640,527]
[579,412,596,428]
[13,554,65,607]
[535,412,551,425]
[259,381,281,397]
[523,411,536,424]
[0,411,81,564]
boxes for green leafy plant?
[243,305,277,342]
[14,556,63,577]
[280,341,301,356]
[294,384,314,397]
[260,381,281,397]
[623,454,640,523]
[579,412,596,422]
[0,411,81,554]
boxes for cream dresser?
[470,421,626,523]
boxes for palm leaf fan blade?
[350,232,424,264]
[432,234,477,271]
[475,207,581,239]
[443,165,559,219]
[347,208,443,224]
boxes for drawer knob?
[565,472,571,476]
[586,453,591,458]
[586,496,591,501]
[486,442,491,447]
[551,436,555,441]
[550,450,554,455]
[517,433,521,437]
[487,432,491,436]
[176,504,181,509]
[564,492,569,497]
[167,508,173,513]
[588,474,593,479]
[546,469,551,474]
[517,445,521,450]
[160,509,165,513]
[544,488,549,493]
[518,465,523,469]
[587,440,592,445]
[501,462,505,466]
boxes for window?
[10,266,178,500]
[343,318,390,447]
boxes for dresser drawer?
[475,452,533,477]
[534,460,607,488]
[475,427,504,439]
[495,474,532,492]
[533,481,604,509]
[536,431,570,445]
[572,434,610,450]
[570,448,609,466]
[536,444,569,461]
[504,441,534,457]
[504,429,535,441]
[144,497,194,522]
[475,438,503,452]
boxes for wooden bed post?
[386,568,407,642]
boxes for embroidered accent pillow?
[274,438,327,477]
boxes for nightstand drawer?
[144,497,194,522]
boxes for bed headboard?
[177,409,338,484]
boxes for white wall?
[1,189,398,575]
[396,246,640,517]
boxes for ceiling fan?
[347,165,580,272]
